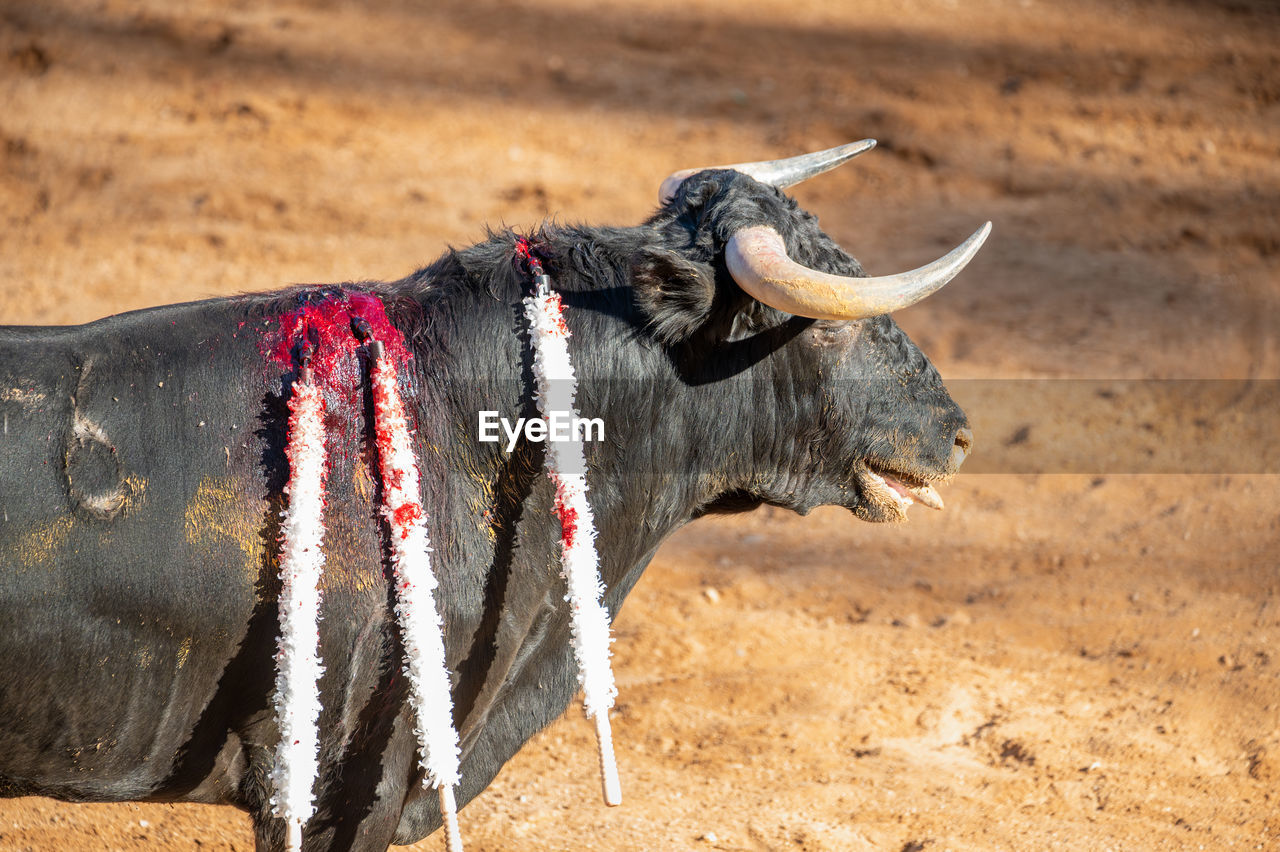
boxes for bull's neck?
[393,236,808,597]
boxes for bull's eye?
[812,321,856,347]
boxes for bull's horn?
[725,221,992,320]
[658,139,876,203]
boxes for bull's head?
[631,141,983,522]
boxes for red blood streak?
[283,386,327,485]
[393,501,423,530]
[546,293,570,336]
[369,351,433,545]
[260,290,411,389]
[554,482,579,550]
[260,289,414,465]
[559,506,578,549]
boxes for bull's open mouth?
[858,461,946,518]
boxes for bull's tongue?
[883,473,945,510]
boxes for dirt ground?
[1,0,1278,849]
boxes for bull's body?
[0,279,652,847]
[0,165,975,850]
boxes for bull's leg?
[245,613,422,852]
[251,795,407,852]
[246,710,419,852]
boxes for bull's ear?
[631,247,716,343]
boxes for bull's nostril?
[950,426,974,469]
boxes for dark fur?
[0,172,968,850]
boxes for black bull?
[0,171,972,850]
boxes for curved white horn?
[658,139,876,203]
[725,222,992,320]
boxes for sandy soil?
[1,0,1278,849]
